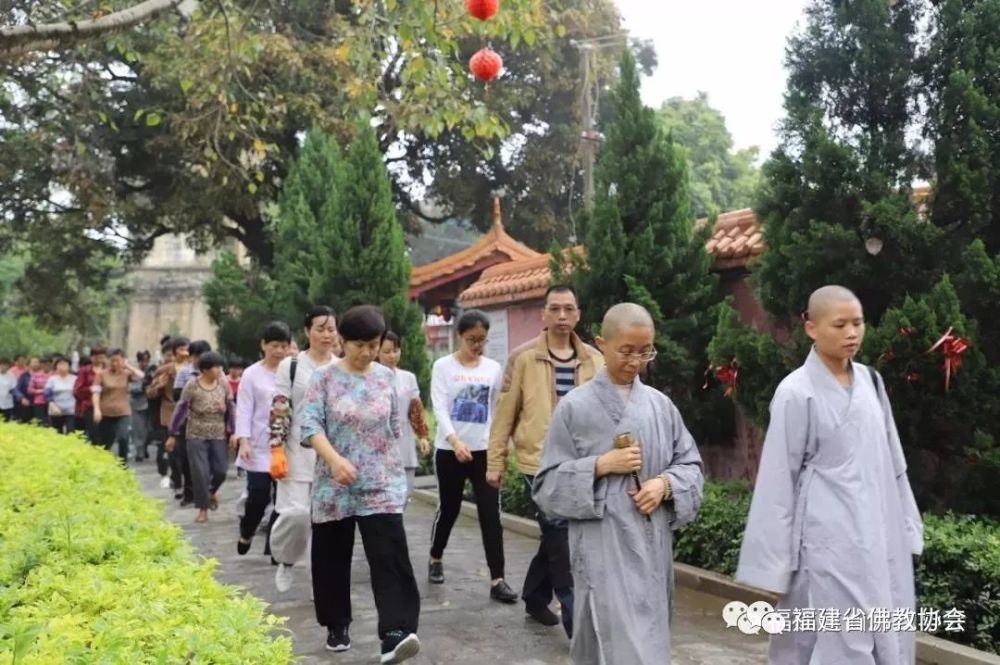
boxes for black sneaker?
[326,626,351,652]
[526,603,560,626]
[490,579,518,604]
[237,538,252,556]
[428,560,444,584]
[380,630,419,664]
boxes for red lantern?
[470,48,503,82]
[467,0,499,21]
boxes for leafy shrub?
[673,480,753,576]
[918,514,1000,653]
[0,423,293,664]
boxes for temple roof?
[409,197,541,298]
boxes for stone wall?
[110,235,244,358]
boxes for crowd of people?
[0,282,927,664]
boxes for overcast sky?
[614,0,810,158]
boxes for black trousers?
[98,415,130,463]
[240,470,274,541]
[1,408,14,422]
[31,404,48,426]
[50,415,76,435]
[430,449,505,580]
[150,426,171,477]
[169,433,193,501]
[312,514,420,640]
[520,474,574,636]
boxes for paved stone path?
[134,461,769,664]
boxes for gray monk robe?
[737,348,924,665]
[533,368,704,665]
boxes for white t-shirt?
[431,354,502,452]
[0,371,15,410]
[391,368,421,468]
[276,351,337,483]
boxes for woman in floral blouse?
[299,305,420,664]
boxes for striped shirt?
[550,349,578,399]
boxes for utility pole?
[570,34,625,241]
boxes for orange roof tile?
[460,210,765,308]
[698,208,765,271]
[409,198,541,294]
[460,247,582,309]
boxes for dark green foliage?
[916,514,1000,654]
[204,126,429,392]
[707,303,793,428]
[706,0,1000,517]
[863,277,1000,516]
[562,51,730,443]
[202,252,280,360]
[672,480,753,576]
[924,0,1000,256]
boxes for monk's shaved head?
[601,303,655,340]
[807,285,862,322]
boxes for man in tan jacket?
[486,285,603,637]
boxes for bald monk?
[532,303,704,664]
[737,285,923,665]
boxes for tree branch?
[0,0,187,58]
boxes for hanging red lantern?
[470,47,503,82]
[467,0,500,21]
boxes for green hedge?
[499,465,999,654]
[0,423,293,664]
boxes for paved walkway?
[134,461,769,664]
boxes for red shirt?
[228,378,241,402]
[73,365,97,417]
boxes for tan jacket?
[487,331,603,475]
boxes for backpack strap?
[289,358,298,388]
[867,364,880,394]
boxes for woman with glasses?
[428,309,517,603]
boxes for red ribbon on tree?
[703,361,739,397]
[927,326,970,391]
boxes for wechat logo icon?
[723,600,786,636]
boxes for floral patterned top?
[300,362,405,522]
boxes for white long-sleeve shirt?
[235,361,278,473]
[275,351,336,482]
[431,354,502,452]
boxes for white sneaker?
[159,476,171,489]
[275,563,294,593]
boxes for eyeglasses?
[614,348,657,362]
[545,306,579,315]
[462,336,488,346]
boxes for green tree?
[562,51,728,441]
[314,124,430,392]
[205,126,429,389]
[202,251,279,360]
[924,0,1000,256]
[752,0,940,324]
[706,0,1000,516]
[0,0,592,265]
[657,93,760,218]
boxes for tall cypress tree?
[312,124,430,392]
[566,51,726,439]
[271,129,345,327]
[753,0,940,323]
[925,0,1000,256]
